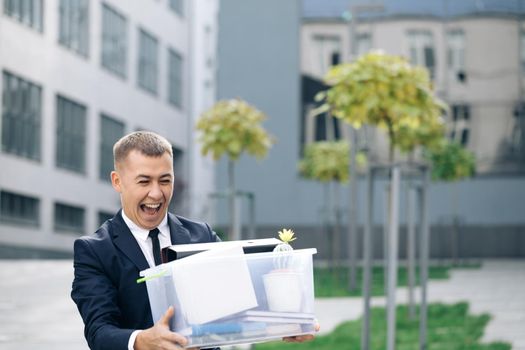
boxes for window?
[3,0,43,31]
[168,48,183,108]
[138,28,159,94]
[1,70,42,160]
[99,114,124,181]
[407,30,435,78]
[303,104,346,145]
[356,32,371,57]
[56,95,87,173]
[447,29,465,82]
[101,3,127,78]
[312,35,341,77]
[59,0,89,57]
[98,211,114,226]
[449,104,470,146]
[0,190,39,227]
[169,0,183,16]
[54,202,85,234]
[520,29,525,79]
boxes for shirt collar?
[121,210,169,242]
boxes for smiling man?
[71,131,221,350]
[71,131,316,350]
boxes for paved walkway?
[0,260,523,349]
[315,260,525,349]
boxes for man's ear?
[111,171,122,193]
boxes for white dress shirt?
[121,210,172,350]
[121,210,172,268]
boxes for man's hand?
[282,322,320,343]
[135,306,197,350]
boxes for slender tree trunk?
[451,181,460,265]
[333,181,342,282]
[228,160,240,241]
[407,150,416,319]
[323,183,334,272]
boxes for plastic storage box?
[140,246,317,348]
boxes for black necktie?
[148,228,162,266]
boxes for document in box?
[170,245,258,325]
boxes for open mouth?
[140,203,162,215]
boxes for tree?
[425,140,476,182]
[317,51,446,162]
[299,141,365,275]
[425,139,476,265]
[316,51,447,304]
[196,98,274,240]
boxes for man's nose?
[149,183,163,199]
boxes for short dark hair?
[113,131,173,168]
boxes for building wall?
[217,2,525,257]
[0,0,218,256]
[217,0,311,229]
[302,16,524,172]
[188,0,219,222]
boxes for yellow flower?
[278,229,297,244]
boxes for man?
[71,131,315,350]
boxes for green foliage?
[424,140,476,182]
[255,302,511,350]
[317,51,446,159]
[298,141,350,183]
[313,265,452,298]
[196,98,274,161]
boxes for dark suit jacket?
[71,210,220,350]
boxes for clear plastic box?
[140,247,317,348]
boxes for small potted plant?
[263,229,304,312]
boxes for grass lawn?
[254,302,511,350]
[314,265,479,297]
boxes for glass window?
[303,104,346,145]
[3,0,43,31]
[169,0,184,16]
[56,95,87,173]
[520,30,525,77]
[138,28,159,94]
[59,0,89,57]
[450,104,470,146]
[99,114,124,181]
[407,30,435,78]
[0,190,39,227]
[312,34,341,77]
[356,32,371,57]
[54,202,85,234]
[168,48,183,108]
[101,3,128,78]
[1,70,42,160]
[97,211,114,226]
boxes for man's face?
[111,150,174,230]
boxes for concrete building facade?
[216,0,525,259]
[0,0,218,257]
[301,9,525,174]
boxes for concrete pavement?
[0,259,523,349]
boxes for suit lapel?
[112,211,150,272]
[168,213,192,245]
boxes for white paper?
[170,245,258,325]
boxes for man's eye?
[161,180,172,185]
[138,180,149,184]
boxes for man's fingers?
[159,306,174,326]
[164,332,188,347]
[283,334,315,343]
